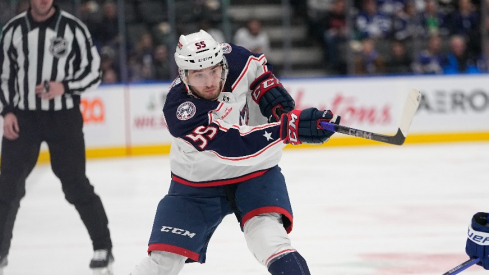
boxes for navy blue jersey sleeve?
[163,82,220,138]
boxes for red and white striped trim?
[172,169,270,187]
[148,243,200,262]
[241,206,293,233]
[232,54,267,90]
[265,248,297,267]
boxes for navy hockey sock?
[267,251,310,275]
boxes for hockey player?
[466,212,489,269]
[131,30,341,275]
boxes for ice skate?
[0,255,7,275]
[90,249,114,275]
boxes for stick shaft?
[277,89,421,146]
[320,122,406,145]
[442,257,480,275]
[320,89,421,145]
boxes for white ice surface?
[3,142,489,274]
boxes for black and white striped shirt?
[0,6,101,115]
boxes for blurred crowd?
[0,0,488,84]
[308,0,489,75]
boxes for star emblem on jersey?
[49,37,69,58]
[176,101,196,120]
[263,131,273,141]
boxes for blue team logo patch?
[221,43,232,54]
[176,101,196,120]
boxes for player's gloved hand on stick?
[280,108,340,145]
[466,212,489,269]
[250,71,295,123]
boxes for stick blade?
[399,89,421,137]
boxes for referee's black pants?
[0,108,112,257]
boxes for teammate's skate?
[90,249,114,275]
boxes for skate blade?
[92,265,113,275]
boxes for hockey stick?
[442,257,480,275]
[318,89,421,145]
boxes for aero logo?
[81,98,105,123]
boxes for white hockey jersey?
[163,43,286,186]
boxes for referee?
[0,0,113,273]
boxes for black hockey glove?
[279,108,340,145]
[466,212,489,269]
[250,71,295,123]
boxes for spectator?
[153,22,172,46]
[437,0,457,15]
[385,40,413,74]
[102,68,118,84]
[234,18,270,55]
[449,0,480,37]
[442,35,480,74]
[94,1,120,51]
[420,0,450,37]
[153,44,171,80]
[306,0,333,44]
[412,35,446,74]
[476,39,489,72]
[135,32,156,80]
[392,1,422,41]
[79,1,101,42]
[354,38,385,74]
[127,53,144,82]
[323,0,348,74]
[376,0,407,15]
[449,0,480,56]
[199,18,225,42]
[100,49,119,83]
[191,0,223,23]
[355,0,392,40]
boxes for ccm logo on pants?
[161,226,196,238]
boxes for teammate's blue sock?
[267,251,311,275]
